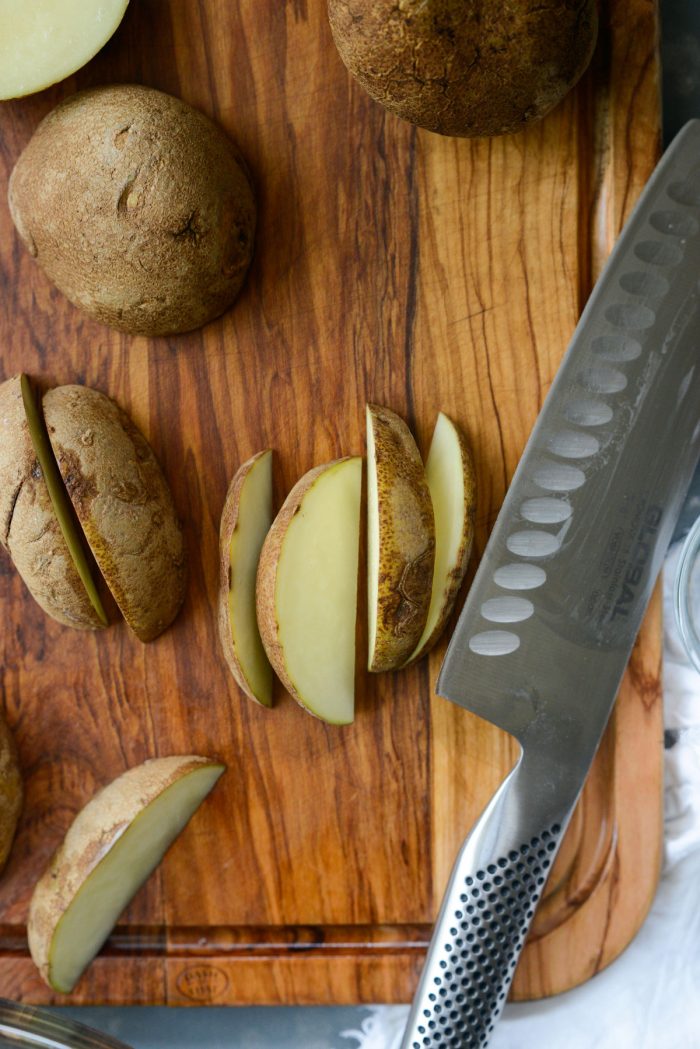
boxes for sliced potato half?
[0,1,130,101]
[366,404,435,671]
[256,458,362,725]
[43,385,186,643]
[0,375,107,629]
[406,412,476,663]
[218,450,274,707]
[20,376,108,626]
[28,756,224,993]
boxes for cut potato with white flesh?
[218,450,274,707]
[20,376,109,627]
[256,458,362,725]
[366,404,435,672]
[0,0,130,100]
[406,412,476,663]
[0,375,107,630]
[28,756,224,994]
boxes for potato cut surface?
[219,451,274,706]
[30,759,223,993]
[408,412,476,662]
[0,375,106,630]
[261,458,362,724]
[0,0,130,100]
[20,376,108,627]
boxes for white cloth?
[342,543,700,1049]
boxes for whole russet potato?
[327,0,598,138]
[8,85,256,336]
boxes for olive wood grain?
[0,0,661,1005]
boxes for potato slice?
[0,712,22,875]
[256,458,362,725]
[43,385,186,642]
[0,375,107,630]
[28,756,224,993]
[20,376,108,627]
[0,376,32,548]
[406,412,476,663]
[218,451,274,707]
[0,1,130,100]
[366,404,435,671]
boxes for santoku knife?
[401,120,700,1049]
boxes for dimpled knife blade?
[402,120,700,1049]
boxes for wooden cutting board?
[0,0,663,1006]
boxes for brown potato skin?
[28,756,223,989]
[0,376,105,630]
[0,712,22,875]
[43,385,186,643]
[368,405,435,671]
[328,0,598,138]
[8,84,256,336]
[0,375,32,549]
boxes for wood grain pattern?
[0,0,661,1005]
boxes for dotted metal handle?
[401,756,569,1049]
[402,823,563,1048]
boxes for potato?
[0,1,130,101]
[0,375,31,549]
[406,412,476,664]
[0,711,22,875]
[257,458,362,725]
[366,404,435,671]
[43,385,186,642]
[8,85,256,336]
[0,375,107,630]
[327,0,598,138]
[218,451,275,708]
[28,755,224,993]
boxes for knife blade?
[401,119,700,1049]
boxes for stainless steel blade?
[402,120,700,1049]
[439,119,700,770]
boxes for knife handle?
[401,755,568,1049]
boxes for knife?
[401,119,700,1049]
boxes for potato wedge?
[0,375,31,548]
[0,375,106,630]
[406,413,476,663]
[0,711,22,875]
[218,451,274,707]
[366,404,435,671]
[28,756,224,994]
[256,458,362,725]
[43,386,186,642]
[0,1,130,101]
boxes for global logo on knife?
[610,505,663,621]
